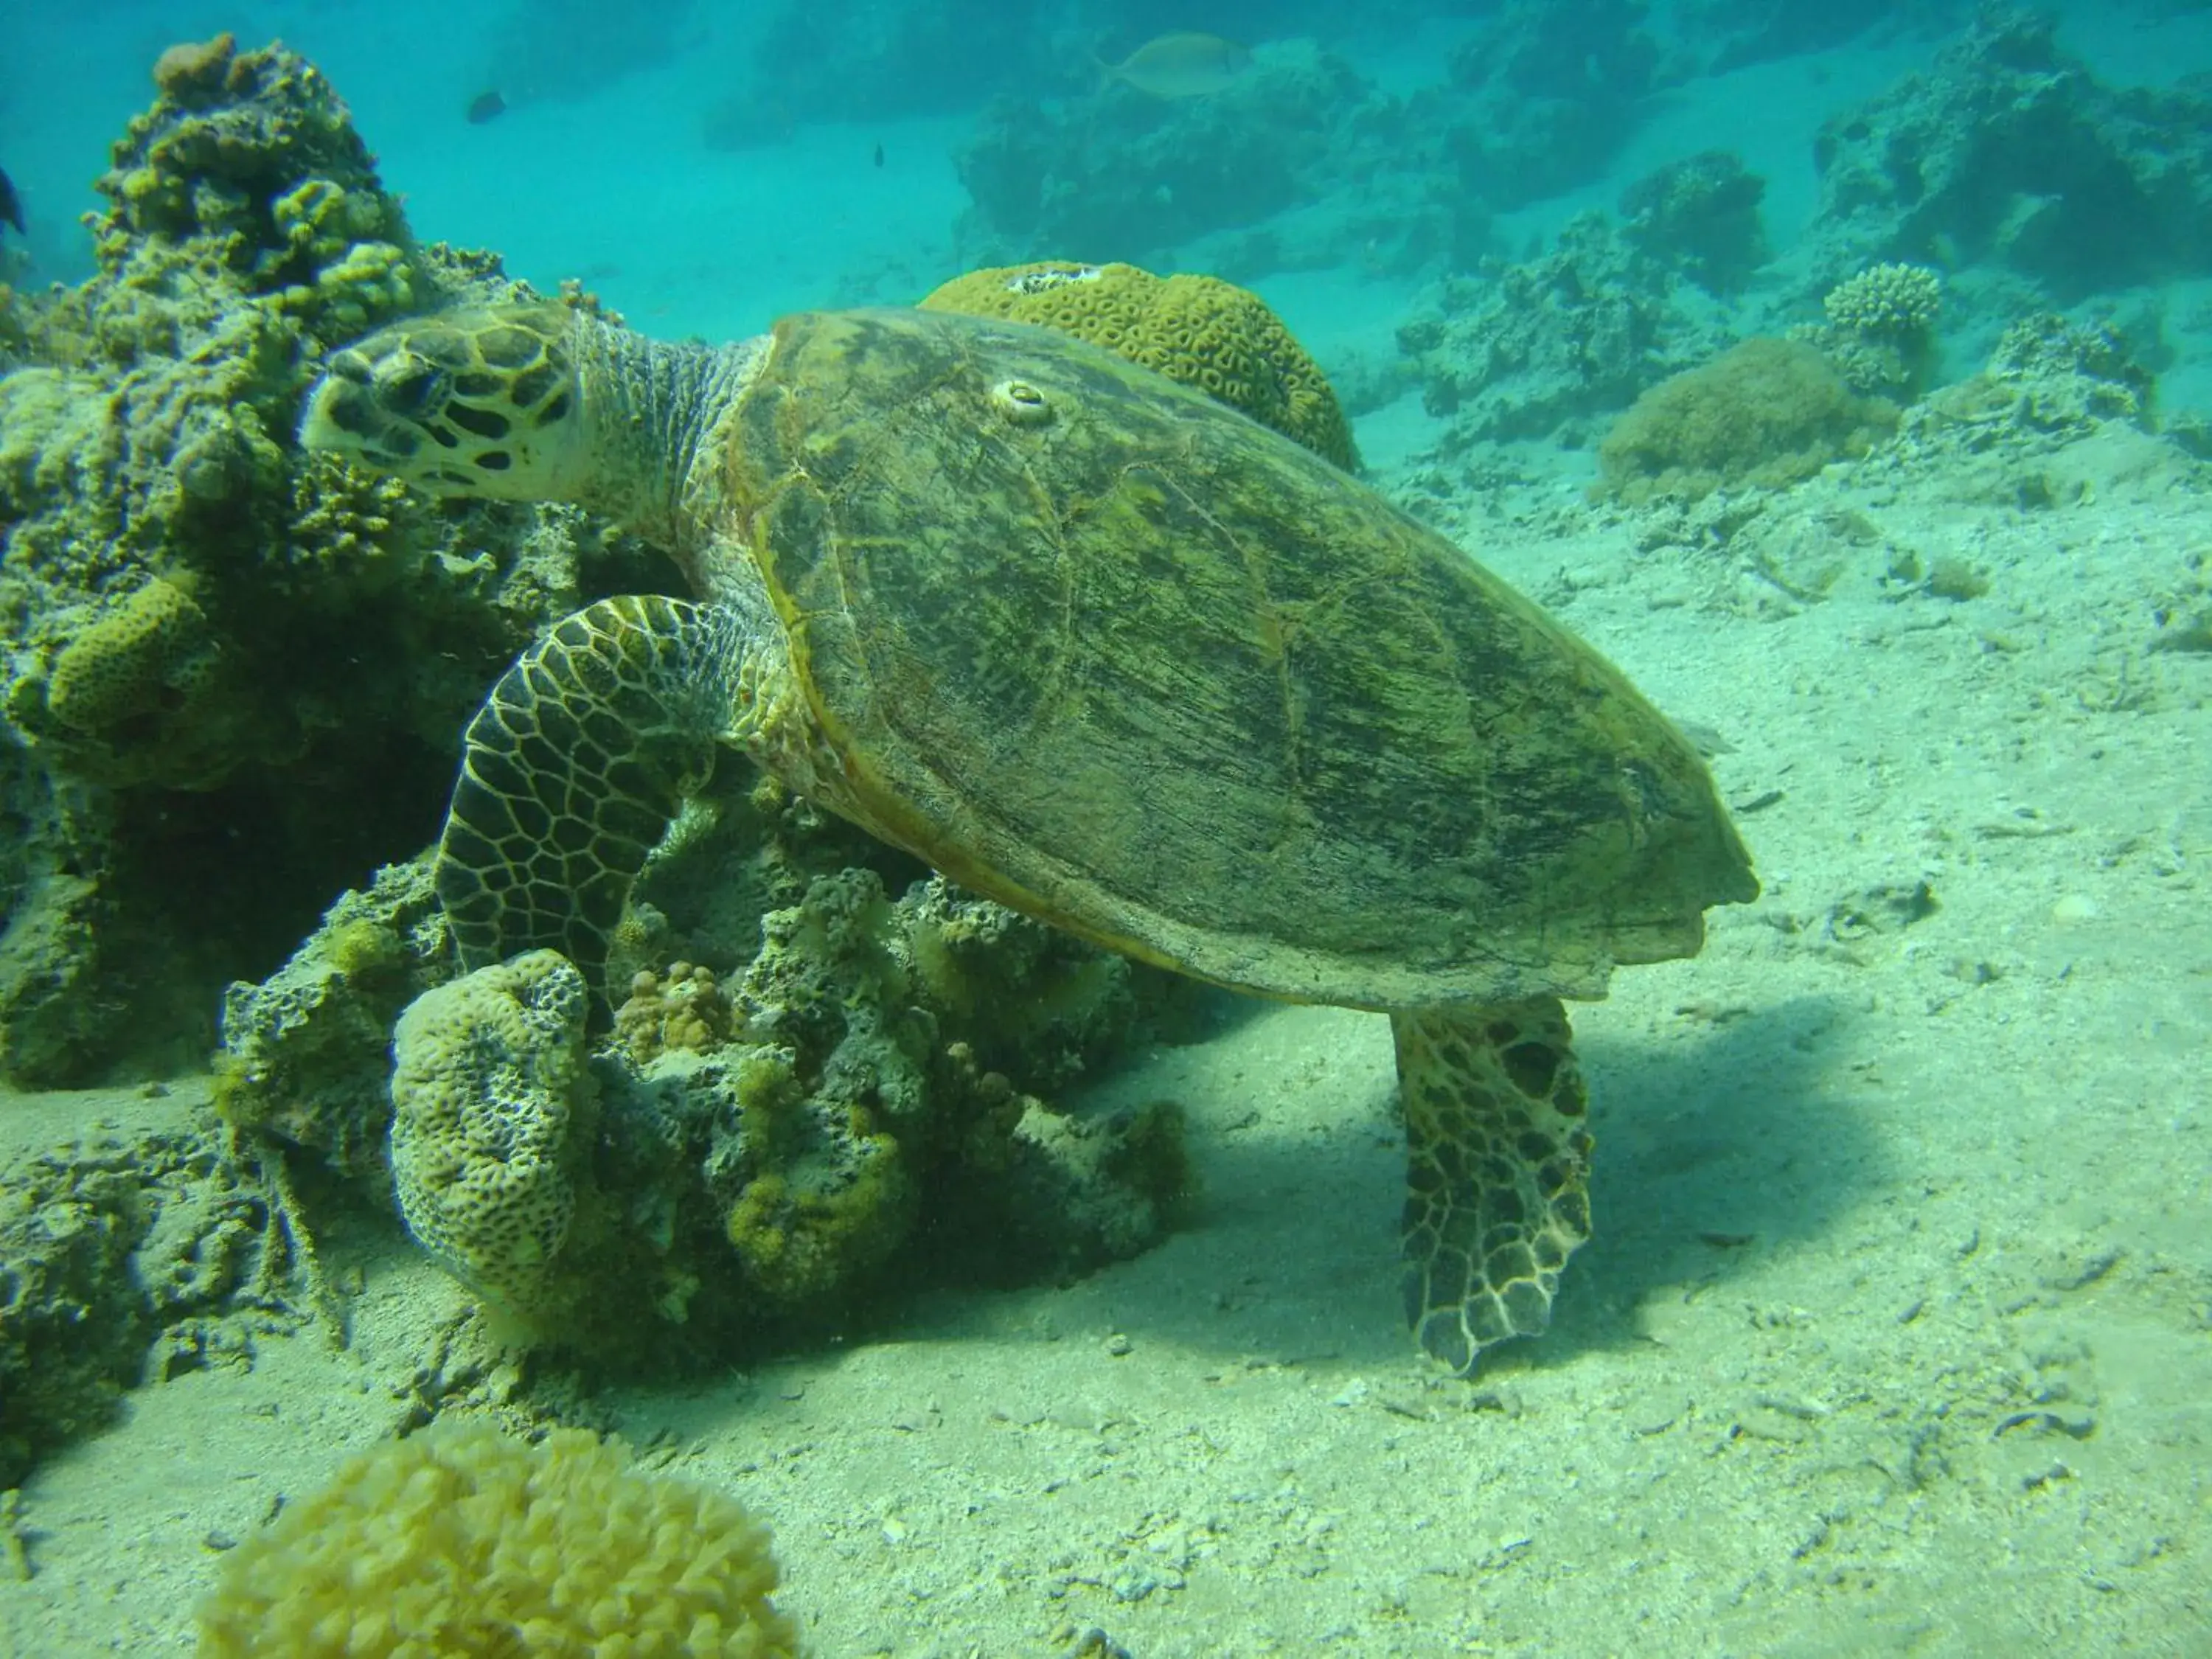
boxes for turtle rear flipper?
[1393,998,1593,1374]
[437,593,753,990]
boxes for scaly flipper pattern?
[437,594,749,989]
[1393,997,1593,1373]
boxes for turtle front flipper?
[437,593,754,990]
[1392,998,1593,1374]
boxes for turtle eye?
[320,385,375,436]
[378,359,448,418]
[990,378,1054,427]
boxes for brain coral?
[921,261,1361,471]
[388,950,594,1311]
[41,575,219,737]
[195,1417,798,1658]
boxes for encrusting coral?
[339,853,1192,1363]
[38,574,222,742]
[388,950,597,1312]
[922,260,1360,470]
[194,1418,799,1658]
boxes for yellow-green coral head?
[299,302,588,500]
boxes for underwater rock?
[1882,313,2189,504]
[1396,213,1731,454]
[477,0,699,105]
[215,859,448,1176]
[0,1093,299,1488]
[1806,4,2212,300]
[953,40,1371,264]
[1674,0,1910,74]
[1439,0,1663,212]
[333,858,1194,1368]
[0,38,658,1085]
[1619,150,1770,298]
[707,0,1050,139]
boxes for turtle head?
[299,302,590,502]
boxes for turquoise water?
[2,3,2209,1654]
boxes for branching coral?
[1821,261,1942,337]
[1795,261,1944,400]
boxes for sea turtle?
[299,298,1757,1373]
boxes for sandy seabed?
[2,417,2208,1658]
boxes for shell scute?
[720,307,1753,1007]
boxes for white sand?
[6,417,2208,1655]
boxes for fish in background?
[0,165,23,237]
[1097,32,1254,99]
[465,89,507,125]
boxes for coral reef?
[1395,214,1732,453]
[476,0,701,106]
[1676,0,1914,74]
[1618,150,1770,297]
[922,261,1359,469]
[954,41,1374,265]
[1596,337,1899,501]
[215,754,1199,1369]
[1439,0,1662,211]
[10,37,1210,1436]
[1793,262,1945,400]
[0,1093,309,1489]
[1806,5,2212,300]
[0,35,658,1085]
[195,1418,798,1658]
[94,32,417,344]
[706,0,1050,143]
[214,860,447,1176]
[1882,313,2174,502]
[286,838,1199,1364]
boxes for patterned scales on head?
[299,275,1757,1374]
